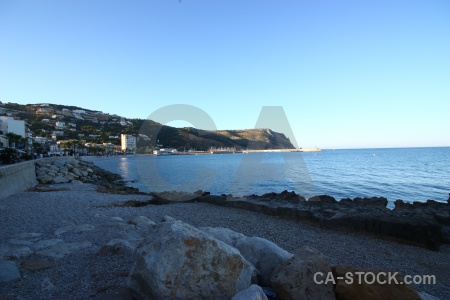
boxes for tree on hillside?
[5,133,22,149]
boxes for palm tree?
[5,133,22,149]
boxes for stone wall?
[0,160,37,199]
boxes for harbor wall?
[0,160,37,199]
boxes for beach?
[0,181,448,299]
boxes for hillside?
[0,102,295,152]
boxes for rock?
[34,239,64,251]
[37,241,92,258]
[161,215,176,222]
[51,176,70,184]
[199,193,446,250]
[95,288,135,300]
[73,224,95,233]
[8,239,34,247]
[332,266,420,300]
[128,219,256,300]
[15,232,42,240]
[20,259,53,272]
[97,239,135,255]
[0,244,33,259]
[38,175,54,184]
[271,246,336,300]
[72,168,82,177]
[0,260,20,283]
[128,216,156,227]
[308,195,337,204]
[67,172,78,178]
[41,277,56,290]
[418,292,440,300]
[199,227,246,247]
[52,160,66,167]
[232,284,268,300]
[54,225,74,236]
[354,197,388,207]
[65,174,75,181]
[54,224,94,236]
[128,216,156,237]
[80,170,88,177]
[235,236,293,286]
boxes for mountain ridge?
[0,102,295,152]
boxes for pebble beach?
[0,182,449,299]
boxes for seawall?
[0,160,37,199]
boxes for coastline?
[0,181,448,299]
[1,157,449,299]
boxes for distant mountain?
[0,102,295,151]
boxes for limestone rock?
[0,244,33,259]
[38,175,53,184]
[232,284,268,300]
[199,227,246,247]
[128,216,156,227]
[65,174,75,181]
[97,239,135,255]
[128,219,256,300]
[51,176,69,184]
[418,292,440,300]
[235,236,293,286]
[271,246,336,300]
[37,241,92,258]
[20,259,54,272]
[0,260,20,283]
[332,266,420,300]
[72,168,82,176]
[34,239,64,251]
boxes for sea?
[87,147,450,208]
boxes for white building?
[0,116,26,137]
[34,137,48,144]
[103,143,115,155]
[121,134,136,152]
[55,121,66,129]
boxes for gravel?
[0,182,448,299]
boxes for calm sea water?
[88,147,449,208]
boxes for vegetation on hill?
[0,102,295,152]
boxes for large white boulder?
[270,246,336,300]
[199,226,246,247]
[232,284,268,300]
[235,236,293,286]
[128,219,256,300]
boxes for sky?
[0,0,449,149]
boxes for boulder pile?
[35,158,99,184]
[97,215,422,300]
[34,158,141,193]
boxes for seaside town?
[0,102,142,160]
[0,101,321,164]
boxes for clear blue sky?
[1,0,449,149]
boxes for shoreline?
[31,157,450,251]
[0,182,448,299]
[1,157,449,298]
[83,153,449,206]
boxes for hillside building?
[121,134,136,153]
[0,116,26,137]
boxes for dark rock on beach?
[197,192,449,251]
